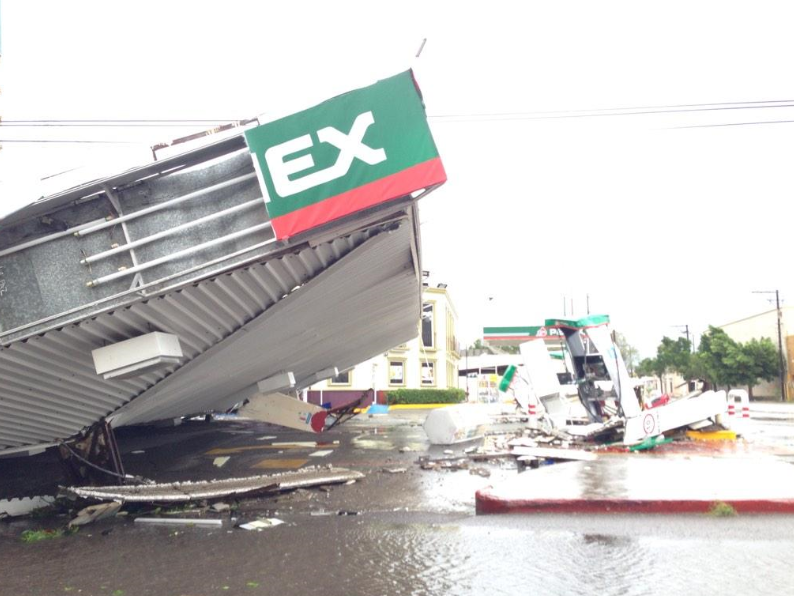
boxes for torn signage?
[245,70,446,239]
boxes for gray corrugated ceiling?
[0,219,420,452]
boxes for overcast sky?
[1,1,793,356]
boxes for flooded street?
[2,411,794,596]
[3,510,794,596]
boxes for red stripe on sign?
[270,157,446,239]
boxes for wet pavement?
[477,455,794,513]
[2,409,794,595]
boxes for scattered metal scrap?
[68,502,122,527]
[62,466,364,503]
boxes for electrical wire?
[0,119,243,125]
[4,99,794,143]
[428,101,794,123]
[58,441,154,485]
[670,119,794,130]
[0,139,146,144]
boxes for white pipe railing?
[86,222,274,287]
[80,198,264,265]
[74,172,257,237]
[0,217,110,258]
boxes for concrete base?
[476,455,794,514]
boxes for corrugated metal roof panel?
[0,219,419,451]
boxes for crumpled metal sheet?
[62,466,364,503]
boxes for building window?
[389,360,405,386]
[329,370,351,386]
[422,302,435,349]
[421,360,436,386]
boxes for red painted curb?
[475,489,794,515]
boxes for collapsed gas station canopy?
[0,71,445,454]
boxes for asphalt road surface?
[1,410,793,596]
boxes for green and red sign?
[245,71,446,240]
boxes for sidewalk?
[749,401,794,421]
[476,453,794,515]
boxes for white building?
[308,286,460,407]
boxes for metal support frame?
[103,185,145,291]
[58,420,127,486]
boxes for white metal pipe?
[80,198,264,265]
[0,234,281,343]
[134,518,223,527]
[74,172,257,237]
[87,222,274,287]
[0,217,110,258]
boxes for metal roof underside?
[0,135,249,230]
[0,219,420,452]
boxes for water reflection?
[3,514,792,596]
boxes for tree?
[636,358,656,378]
[731,337,778,398]
[635,336,693,392]
[613,331,639,375]
[468,339,485,351]
[656,336,693,379]
[695,327,779,396]
[693,327,735,388]
[635,356,667,390]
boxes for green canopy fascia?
[544,314,610,330]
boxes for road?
[1,409,793,596]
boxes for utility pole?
[753,290,787,402]
[673,324,692,352]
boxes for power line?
[0,118,243,124]
[4,98,794,128]
[428,101,794,123]
[0,123,243,128]
[0,139,146,144]
[670,119,794,130]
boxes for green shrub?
[386,388,466,405]
[708,501,738,517]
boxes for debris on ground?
[469,467,491,478]
[510,446,598,462]
[20,528,76,543]
[213,457,230,468]
[237,518,284,530]
[62,466,364,503]
[417,456,470,471]
[336,510,359,516]
[423,405,489,445]
[211,502,231,513]
[381,468,407,474]
[68,502,122,528]
[134,517,223,527]
[628,435,673,452]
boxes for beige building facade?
[308,286,460,407]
